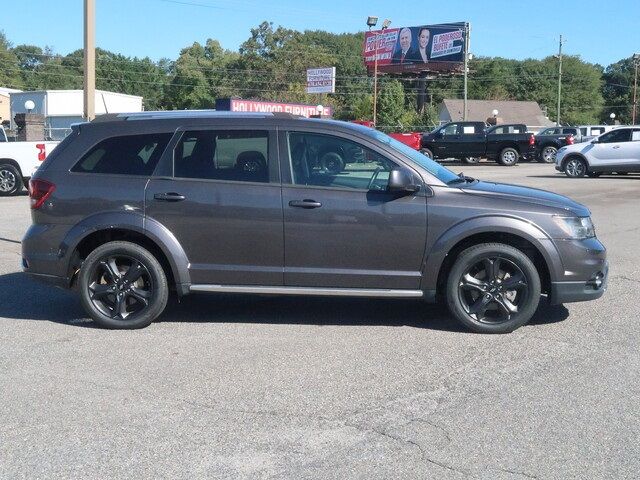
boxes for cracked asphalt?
[0,163,639,479]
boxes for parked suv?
[23,112,608,333]
[556,126,640,177]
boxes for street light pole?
[83,0,95,121]
[556,35,563,127]
[632,54,639,125]
[373,29,379,126]
[463,23,470,121]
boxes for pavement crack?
[495,467,538,479]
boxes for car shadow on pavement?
[528,174,640,180]
[0,272,570,332]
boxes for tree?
[377,79,405,131]
[602,57,635,123]
[0,31,23,88]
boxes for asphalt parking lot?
[1,162,638,479]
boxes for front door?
[145,127,284,286]
[589,128,632,169]
[279,130,427,290]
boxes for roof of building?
[9,89,142,100]
[0,87,22,96]
[440,99,554,127]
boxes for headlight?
[554,216,595,239]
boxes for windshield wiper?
[447,172,476,185]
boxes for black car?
[535,126,580,163]
[421,122,536,166]
[23,112,608,333]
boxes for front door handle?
[612,145,620,149]
[154,192,186,202]
[289,199,322,209]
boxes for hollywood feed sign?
[306,67,336,94]
[227,98,332,117]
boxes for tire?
[78,241,169,329]
[421,148,434,159]
[446,243,541,334]
[462,157,480,164]
[0,163,24,196]
[320,152,345,174]
[587,171,602,178]
[498,147,518,166]
[539,145,557,163]
[564,157,587,178]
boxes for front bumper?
[550,261,609,305]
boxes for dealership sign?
[306,67,336,94]
[215,98,332,117]
[363,22,467,74]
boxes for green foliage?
[0,26,633,129]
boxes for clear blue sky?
[3,0,639,66]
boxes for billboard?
[363,22,467,74]
[215,98,332,118]
[306,67,336,94]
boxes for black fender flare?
[420,215,563,292]
[59,211,191,294]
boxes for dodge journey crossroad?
[22,112,608,333]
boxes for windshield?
[365,129,459,184]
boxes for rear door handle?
[289,199,322,209]
[154,192,186,202]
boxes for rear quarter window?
[71,133,172,175]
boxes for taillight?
[28,179,55,209]
[566,135,574,145]
[528,134,535,146]
[36,143,46,161]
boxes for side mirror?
[388,169,420,194]
[434,131,443,138]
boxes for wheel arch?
[60,211,191,295]
[0,158,24,177]
[561,152,590,170]
[422,216,561,299]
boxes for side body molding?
[59,211,191,295]
[421,214,564,292]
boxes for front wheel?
[462,157,480,164]
[446,243,541,333]
[539,146,557,163]
[498,147,518,166]
[421,148,434,159]
[78,241,169,329]
[0,163,24,196]
[564,157,587,178]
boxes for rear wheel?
[564,157,587,178]
[0,163,23,196]
[79,241,168,329]
[539,146,557,163]
[498,147,518,166]
[446,243,541,333]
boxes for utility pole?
[373,31,379,126]
[556,35,563,127]
[84,0,95,121]
[463,22,470,121]
[632,53,639,125]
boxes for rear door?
[457,123,486,157]
[145,127,284,286]
[279,129,427,290]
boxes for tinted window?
[287,132,397,191]
[492,125,525,134]
[174,130,269,183]
[442,124,458,135]
[600,129,631,143]
[72,133,171,175]
[539,128,559,135]
[563,128,578,135]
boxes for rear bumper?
[25,271,69,290]
[550,262,609,304]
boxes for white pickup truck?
[0,126,60,196]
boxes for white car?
[0,126,60,196]
[555,126,640,178]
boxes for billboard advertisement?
[363,22,467,74]
[306,67,336,94]
[216,98,332,117]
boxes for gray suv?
[22,112,608,333]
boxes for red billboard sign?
[227,99,332,117]
[363,22,467,74]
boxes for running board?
[189,284,424,298]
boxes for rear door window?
[173,130,269,183]
[72,133,172,175]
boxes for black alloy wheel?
[0,164,23,196]
[446,243,541,333]
[79,241,168,329]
